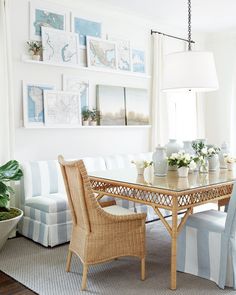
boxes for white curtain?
[151,33,169,150]
[0,0,15,164]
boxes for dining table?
[88,167,235,290]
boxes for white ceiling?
[98,0,236,32]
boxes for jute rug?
[0,221,234,295]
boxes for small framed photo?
[62,75,89,112]
[87,37,117,70]
[71,15,102,47]
[22,81,55,127]
[29,1,70,41]
[42,27,79,65]
[132,48,146,73]
[43,90,81,127]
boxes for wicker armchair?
[58,156,146,290]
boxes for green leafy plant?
[82,109,91,121]
[0,160,23,212]
[27,41,42,55]
[90,109,100,122]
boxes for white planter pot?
[178,167,189,178]
[0,208,23,251]
[82,120,89,126]
[32,55,40,61]
[136,167,145,175]
[208,154,219,171]
[227,163,234,171]
[90,121,97,126]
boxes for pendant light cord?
[188,0,192,51]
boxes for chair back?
[224,182,236,236]
[58,156,102,233]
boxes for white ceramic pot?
[136,167,145,175]
[227,162,234,171]
[32,55,40,61]
[0,208,23,251]
[82,120,89,126]
[178,167,189,178]
[208,154,219,171]
[90,121,97,126]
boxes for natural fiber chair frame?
[58,156,146,290]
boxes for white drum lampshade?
[162,51,219,92]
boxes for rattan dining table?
[89,167,235,290]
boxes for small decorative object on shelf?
[131,160,153,175]
[165,139,181,170]
[168,151,196,178]
[27,41,42,61]
[207,146,220,171]
[224,154,236,171]
[82,108,91,126]
[219,142,229,169]
[153,146,168,177]
[90,108,100,126]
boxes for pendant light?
[162,0,218,92]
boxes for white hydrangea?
[208,147,215,155]
[201,147,208,155]
[189,160,197,170]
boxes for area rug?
[0,221,234,295]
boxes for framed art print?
[87,37,117,70]
[132,49,146,73]
[63,75,89,111]
[43,90,81,127]
[29,1,69,41]
[23,81,55,127]
[71,15,101,47]
[42,27,79,65]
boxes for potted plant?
[131,160,153,175]
[192,141,209,173]
[27,41,42,61]
[90,109,100,126]
[0,160,23,251]
[82,108,91,126]
[207,146,220,171]
[168,151,196,178]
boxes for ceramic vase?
[166,139,180,171]
[136,167,145,175]
[208,154,219,171]
[227,162,234,171]
[177,167,189,178]
[183,141,194,155]
[219,142,228,169]
[153,146,168,177]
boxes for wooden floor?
[0,271,37,295]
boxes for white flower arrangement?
[192,141,220,159]
[224,154,236,164]
[168,151,196,169]
[131,160,153,169]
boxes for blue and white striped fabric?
[177,183,236,289]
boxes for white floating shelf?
[22,56,151,79]
[23,125,152,129]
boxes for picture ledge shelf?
[21,55,151,79]
[23,125,151,129]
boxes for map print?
[34,9,64,36]
[27,84,54,123]
[109,37,131,71]
[63,76,89,111]
[44,91,81,126]
[42,27,79,65]
[88,38,116,69]
[74,17,101,46]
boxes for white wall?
[9,0,204,162]
[204,32,236,150]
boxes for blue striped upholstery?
[19,153,167,247]
[177,183,236,289]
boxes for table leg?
[170,200,178,290]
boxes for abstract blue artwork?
[73,17,101,46]
[34,9,65,36]
[132,49,145,73]
[23,82,55,127]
